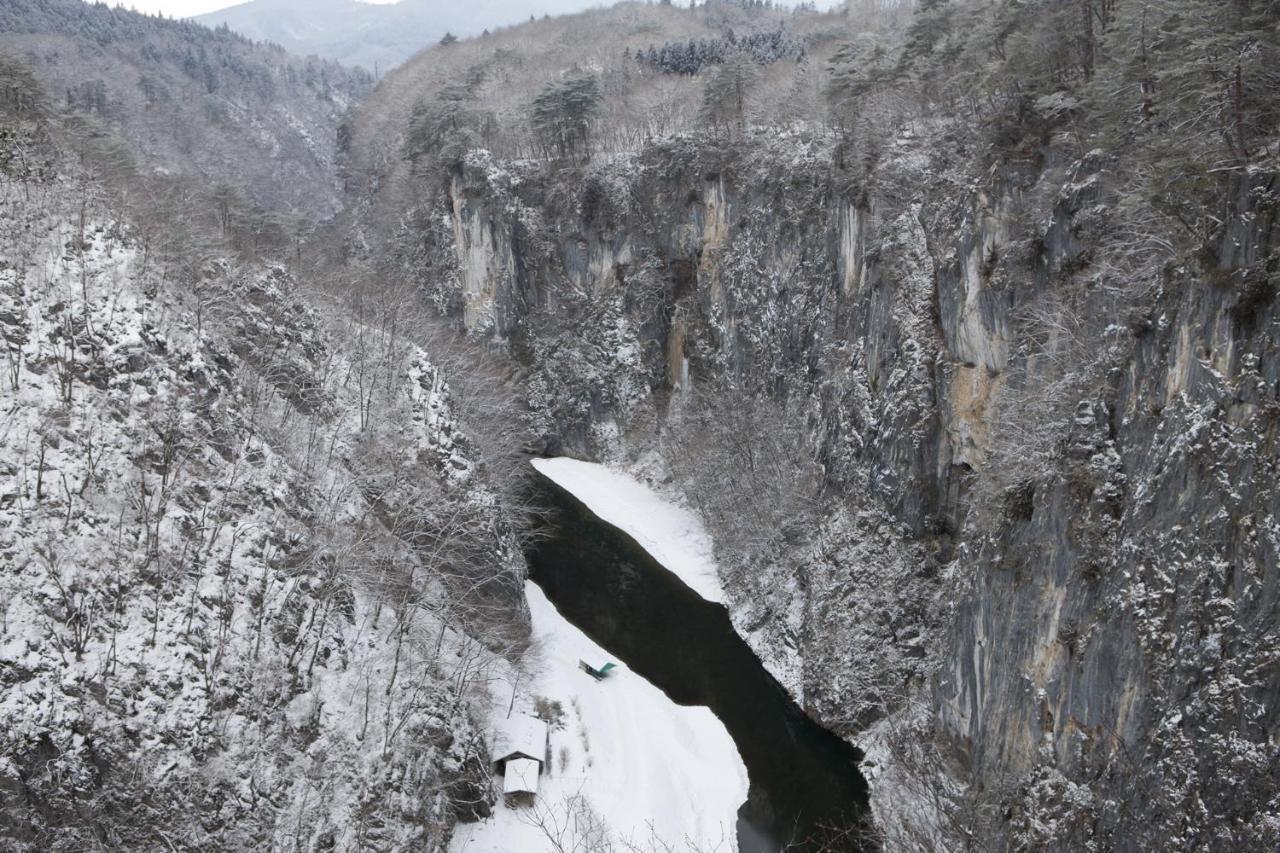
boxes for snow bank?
[451,583,747,852]
[530,457,726,604]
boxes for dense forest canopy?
[0,0,372,218]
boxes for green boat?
[578,660,617,681]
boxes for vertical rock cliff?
[383,123,1279,848]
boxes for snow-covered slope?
[0,153,519,850]
[452,582,747,853]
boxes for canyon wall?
[396,130,1280,850]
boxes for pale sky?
[106,0,837,19]
[110,0,401,16]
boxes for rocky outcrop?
[392,124,1280,849]
[936,169,1280,850]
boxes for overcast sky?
[109,0,396,15]
[107,0,839,19]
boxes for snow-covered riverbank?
[529,457,803,695]
[530,457,726,605]
[450,580,748,852]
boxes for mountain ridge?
[0,0,372,219]
[195,0,612,74]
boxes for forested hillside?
[0,0,372,219]
[0,53,535,851]
[347,0,858,181]
[336,0,1280,849]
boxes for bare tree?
[663,385,823,578]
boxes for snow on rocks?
[406,350,475,485]
[0,180,499,849]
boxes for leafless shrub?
[522,791,740,853]
[519,792,612,853]
[33,541,95,662]
[662,385,823,577]
[969,295,1104,528]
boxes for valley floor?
[451,581,747,853]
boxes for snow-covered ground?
[453,459,750,850]
[530,457,726,604]
[452,582,748,853]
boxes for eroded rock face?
[933,170,1279,851]
[400,133,1279,849]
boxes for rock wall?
[399,131,1279,849]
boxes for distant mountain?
[196,0,609,75]
[0,0,371,217]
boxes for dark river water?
[525,472,873,852]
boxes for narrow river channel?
[526,467,872,852]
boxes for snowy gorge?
[366,102,1280,852]
[4,1,1280,851]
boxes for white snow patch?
[452,583,747,852]
[856,706,955,853]
[530,457,726,605]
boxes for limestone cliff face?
[402,133,1279,849]
[935,170,1280,851]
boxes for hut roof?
[502,757,541,795]
[495,714,548,763]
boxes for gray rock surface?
[386,127,1279,849]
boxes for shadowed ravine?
[525,471,873,853]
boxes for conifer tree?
[700,51,757,133]
[531,73,602,159]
